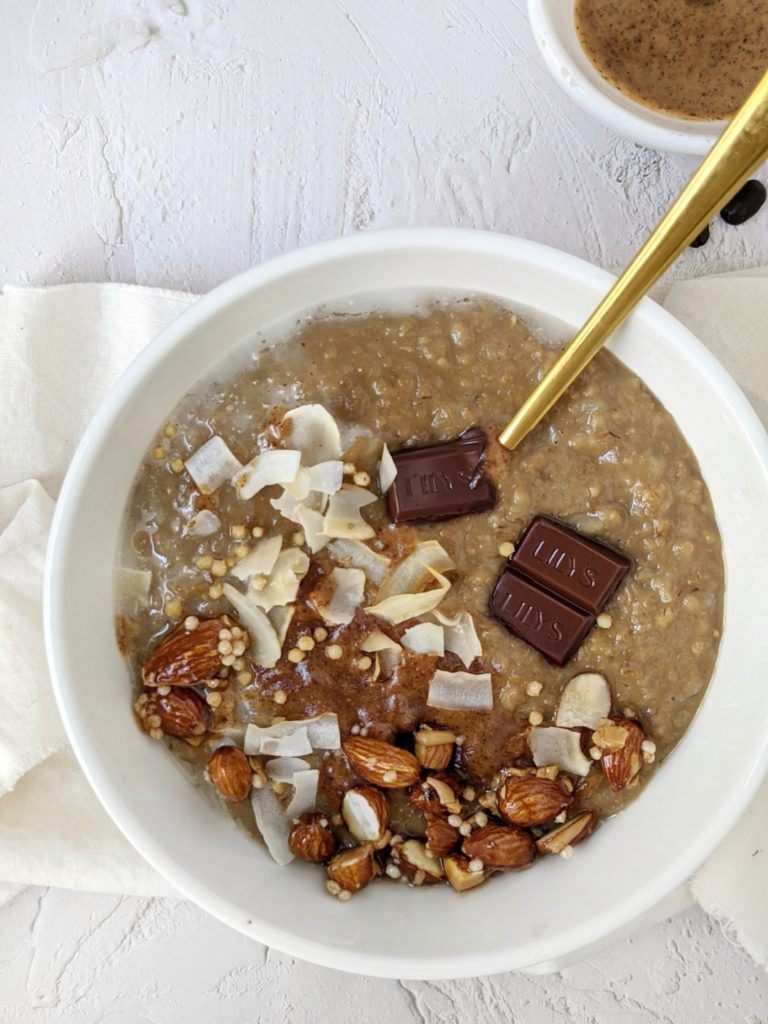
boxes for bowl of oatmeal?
[45,230,768,978]
[526,0,767,154]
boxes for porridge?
[574,0,768,121]
[118,297,724,896]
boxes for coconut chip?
[114,567,152,606]
[282,404,342,466]
[285,768,320,818]
[230,535,283,581]
[321,485,377,540]
[374,540,455,602]
[307,460,344,494]
[433,609,482,668]
[251,785,294,865]
[427,669,493,711]
[184,509,222,537]
[261,728,313,757]
[268,605,295,648]
[293,504,329,554]
[184,436,242,494]
[402,622,445,656]
[359,630,402,677]
[271,486,328,525]
[244,713,341,754]
[222,583,282,668]
[555,672,612,731]
[327,538,390,584]
[378,443,398,494]
[314,567,366,625]
[265,757,312,783]
[246,548,310,610]
[365,566,451,625]
[528,726,592,777]
[232,449,302,500]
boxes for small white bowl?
[45,230,768,978]
[527,0,724,155]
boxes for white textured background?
[2,0,768,1019]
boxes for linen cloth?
[0,277,766,965]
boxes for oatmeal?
[575,0,768,121]
[119,298,724,896]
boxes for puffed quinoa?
[291,531,305,547]
[468,858,484,873]
[525,680,543,697]
[462,786,476,802]
[343,462,356,475]
[196,554,213,570]
[355,656,373,671]
[597,613,613,629]
[210,559,227,577]
[164,598,182,618]
[237,670,253,685]
[152,444,167,460]
[273,690,288,705]
[170,457,185,474]
[287,648,305,664]
[184,616,199,631]
[251,526,264,538]
[459,822,473,837]
[314,627,329,642]
[206,691,222,708]
[231,524,247,539]
[326,644,343,660]
[353,471,371,487]
[208,583,224,599]
[497,541,514,557]
[528,709,544,726]
[447,814,462,828]
[297,635,315,651]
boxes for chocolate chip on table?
[386,425,496,524]
[689,225,710,249]
[720,180,767,226]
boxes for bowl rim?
[526,0,724,155]
[44,228,768,978]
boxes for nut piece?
[536,810,598,855]
[414,726,456,771]
[342,736,420,789]
[342,787,389,843]
[143,687,210,737]
[391,839,444,885]
[496,775,572,827]
[425,814,461,857]
[289,813,338,862]
[555,672,612,730]
[593,717,644,791]
[409,773,463,816]
[326,844,375,893]
[206,745,252,801]
[142,615,246,686]
[462,823,534,869]
[444,854,487,892]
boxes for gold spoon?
[499,69,768,451]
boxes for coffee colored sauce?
[575,0,768,120]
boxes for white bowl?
[527,0,724,155]
[45,230,768,979]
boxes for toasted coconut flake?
[282,404,342,465]
[265,756,312,782]
[307,460,344,494]
[184,436,242,494]
[251,785,294,865]
[271,486,327,524]
[427,669,493,711]
[283,466,312,499]
[529,726,592,777]
[327,538,390,584]
[184,509,221,537]
[314,567,366,625]
[261,728,313,757]
[114,567,152,606]
[231,535,283,582]
[286,768,320,818]
[359,630,401,653]
[359,630,402,676]
[402,622,445,656]
[293,504,329,553]
[366,566,451,625]
[222,583,281,667]
[378,444,398,494]
[233,449,302,500]
[247,549,310,610]
[321,486,377,540]
[433,609,482,668]
[375,540,455,602]
[244,713,341,755]
[555,673,612,730]
[268,605,295,648]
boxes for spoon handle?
[499,69,768,451]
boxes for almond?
[424,814,460,857]
[144,687,210,737]
[444,854,487,892]
[594,717,644,791]
[462,823,534,869]
[414,726,455,771]
[206,746,252,802]
[536,810,598,855]
[289,813,338,862]
[326,844,375,893]
[496,775,572,827]
[142,615,246,687]
[409,773,462,816]
[342,736,420,789]
[342,787,389,843]
[391,839,444,885]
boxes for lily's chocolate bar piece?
[510,515,630,616]
[386,426,496,524]
[490,570,596,666]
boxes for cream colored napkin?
[0,277,766,966]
